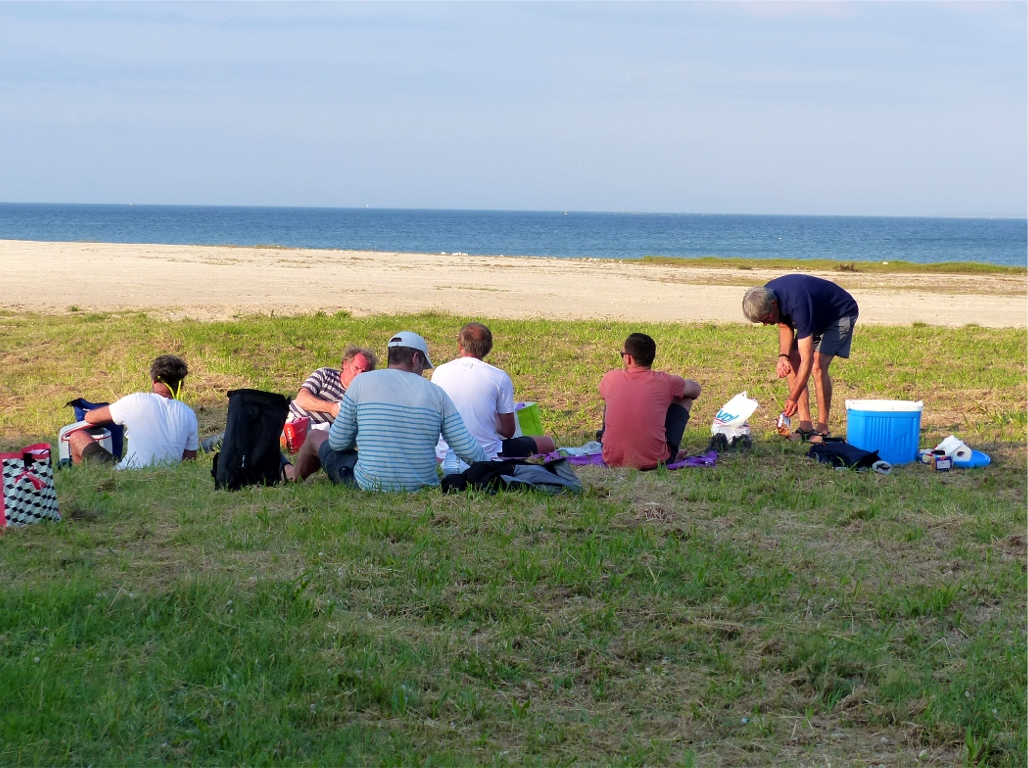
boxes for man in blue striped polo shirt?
[293,331,487,491]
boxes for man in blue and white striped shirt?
[296,331,487,491]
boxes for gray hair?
[742,286,776,323]
[341,345,377,371]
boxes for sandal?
[808,431,831,445]
[789,427,817,442]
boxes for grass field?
[0,311,1025,766]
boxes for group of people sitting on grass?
[69,273,859,492]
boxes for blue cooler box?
[845,400,923,465]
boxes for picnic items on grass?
[512,402,544,437]
[807,437,892,474]
[441,457,582,495]
[539,447,717,470]
[281,416,310,454]
[922,435,991,469]
[1,443,61,528]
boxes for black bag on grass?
[212,389,290,490]
[441,457,582,495]
[807,438,880,470]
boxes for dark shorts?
[81,441,116,464]
[318,440,359,487]
[499,436,539,458]
[814,315,857,359]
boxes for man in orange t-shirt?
[599,333,702,470]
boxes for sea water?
[0,204,1024,267]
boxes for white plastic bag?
[711,392,759,435]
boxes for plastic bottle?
[442,449,469,476]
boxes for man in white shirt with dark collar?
[432,323,555,460]
[69,355,199,469]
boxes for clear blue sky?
[1,2,1024,216]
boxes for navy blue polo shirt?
[766,275,859,340]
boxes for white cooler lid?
[846,399,923,412]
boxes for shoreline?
[3,236,1025,274]
[1,239,1024,327]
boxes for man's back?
[431,357,514,459]
[108,392,199,469]
[766,274,859,339]
[600,368,687,470]
[329,369,486,491]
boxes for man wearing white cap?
[293,331,487,491]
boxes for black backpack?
[212,389,290,490]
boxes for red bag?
[280,417,310,453]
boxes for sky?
[0,2,1025,217]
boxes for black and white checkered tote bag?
[1,443,61,528]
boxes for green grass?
[0,311,1025,766]
[640,255,1026,275]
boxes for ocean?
[0,204,1024,267]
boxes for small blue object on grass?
[953,450,991,469]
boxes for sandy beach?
[2,239,1024,327]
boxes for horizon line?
[0,201,1025,221]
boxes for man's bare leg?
[785,349,814,432]
[812,352,835,434]
[295,431,330,481]
[530,436,556,454]
[68,431,97,465]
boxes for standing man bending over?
[69,354,199,468]
[289,345,377,428]
[293,331,487,489]
[600,333,701,470]
[432,323,556,460]
[742,274,859,440]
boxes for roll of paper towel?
[935,435,972,462]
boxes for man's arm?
[84,406,114,425]
[776,323,796,378]
[439,392,488,465]
[496,412,516,439]
[668,375,701,407]
[294,386,341,419]
[494,374,517,439]
[442,413,488,465]
[783,335,815,415]
[182,415,199,462]
[328,395,358,452]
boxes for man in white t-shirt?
[432,323,556,460]
[68,355,200,469]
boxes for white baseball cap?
[387,331,434,368]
